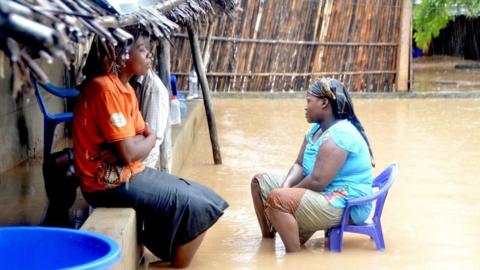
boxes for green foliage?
[413,0,480,50]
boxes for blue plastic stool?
[0,226,120,270]
[33,80,79,158]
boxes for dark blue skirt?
[83,167,229,260]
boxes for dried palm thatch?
[119,0,237,40]
[0,0,238,98]
[0,0,130,98]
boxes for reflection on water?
[413,56,480,92]
[0,159,47,225]
[0,157,89,227]
[165,98,480,269]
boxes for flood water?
[0,158,47,226]
[1,98,479,269]
[0,143,88,228]
[160,98,480,269]
[413,56,480,92]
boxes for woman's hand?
[281,163,304,188]
[95,150,118,163]
[110,122,157,164]
[281,137,307,188]
[143,122,153,137]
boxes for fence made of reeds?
[171,0,404,92]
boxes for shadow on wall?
[0,59,65,173]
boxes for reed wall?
[171,0,402,92]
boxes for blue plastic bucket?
[0,226,121,270]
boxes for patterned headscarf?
[308,78,375,167]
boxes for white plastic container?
[180,101,187,119]
[169,96,181,125]
[187,67,199,100]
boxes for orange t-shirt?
[73,74,145,192]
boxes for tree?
[413,0,480,50]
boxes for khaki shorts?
[257,173,343,238]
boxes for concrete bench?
[80,208,142,270]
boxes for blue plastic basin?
[0,226,121,270]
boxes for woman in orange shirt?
[73,31,228,268]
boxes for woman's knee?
[266,189,301,216]
[266,189,286,211]
[250,173,265,192]
[172,258,191,268]
[173,232,206,268]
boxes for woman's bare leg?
[251,174,275,238]
[299,231,314,245]
[172,231,207,268]
[265,207,301,252]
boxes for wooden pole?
[408,6,413,91]
[157,38,173,173]
[396,0,412,91]
[173,33,398,46]
[245,0,264,92]
[172,70,397,77]
[202,20,215,70]
[187,24,222,164]
[311,0,333,74]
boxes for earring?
[112,63,120,75]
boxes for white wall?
[0,59,65,172]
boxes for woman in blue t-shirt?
[250,78,374,252]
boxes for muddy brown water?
[167,98,480,269]
[413,56,480,92]
[1,98,479,269]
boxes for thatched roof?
[0,0,237,97]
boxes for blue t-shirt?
[302,120,373,224]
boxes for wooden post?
[244,0,264,92]
[187,24,222,164]
[396,0,412,91]
[312,0,333,74]
[408,11,413,91]
[202,20,214,70]
[157,38,172,173]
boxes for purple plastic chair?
[326,164,399,252]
